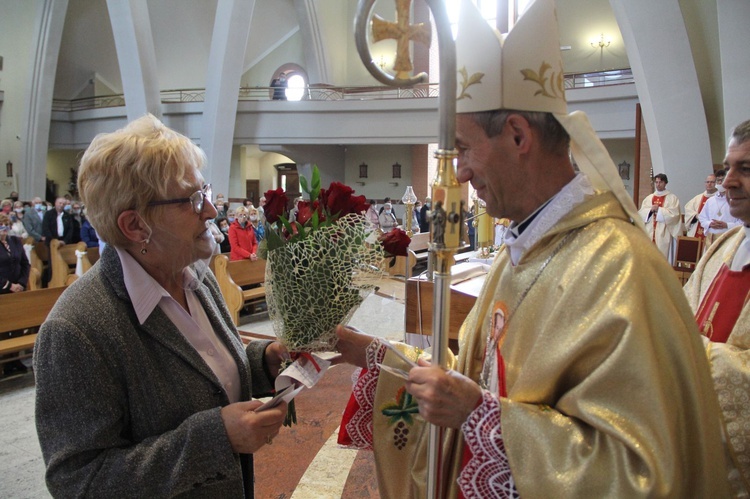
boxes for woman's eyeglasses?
[148,184,212,214]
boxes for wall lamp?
[590,34,611,51]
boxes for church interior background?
[1,0,747,212]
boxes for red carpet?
[253,363,378,498]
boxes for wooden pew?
[22,237,43,290]
[211,254,267,325]
[0,286,66,363]
[49,240,91,288]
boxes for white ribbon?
[24,244,33,264]
[75,249,87,276]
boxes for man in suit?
[23,196,45,243]
[42,197,80,245]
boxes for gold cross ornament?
[371,0,431,79]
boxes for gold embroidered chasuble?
[684,226,750,495]
[371,192,728,497]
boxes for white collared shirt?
[116,247,242,403]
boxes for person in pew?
[229,206,259,261]
[419,196,431,233]
[684,119,750,495]
[0,213,31,377]
[79,207,100,248]
[333,1,727,496]
[248,206,265,242]
[365,200,380,231]
[378,202,398,232]
[23,197,45,244]
[0,213,30,295]
[34,114,288,498]
[41,196,80,246]
[9,201,28,239]
[216,217,232,254]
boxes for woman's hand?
[249,253,258,261]
[264,341,290,378]
[220,400,287,453]
[405,359,483,429]
[332,325,374,369]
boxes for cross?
[371,0,431,79]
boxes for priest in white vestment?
[638,173,682,263]
[699,169,742,250]
[684,173,716,241]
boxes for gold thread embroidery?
[520,61,564,99]
[457,66,484,101]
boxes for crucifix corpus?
[371,0,432,79]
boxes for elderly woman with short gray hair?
[34,114,288,497]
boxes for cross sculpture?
[371,0,432,80]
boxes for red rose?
[295,200,325,226]
[379,228,411,257]
[321,182,370,217]
[263,188,288,224]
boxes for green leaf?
[264,222,286,252]
[309,165,321,202]
[299,175,309,196]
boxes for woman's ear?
[117,210,151,244]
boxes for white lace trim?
[459,391,519,498]
[344,340,386,449]
[504,173,594,265]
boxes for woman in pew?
[0,213,30,294]
[228,206,258,261]
[0,212,31,376]
[34,114,288,498]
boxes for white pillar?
[293,0,330,84]
[20,0,68,200]
[106,0,160,121]
[200,0,256,196]
[610,0,712,203]
[718,0,750,141]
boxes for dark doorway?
[275,163,300,211]
[245,180,260,206]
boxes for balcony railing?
[51,68,633,112]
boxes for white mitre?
[455,0,643,228]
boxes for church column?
[293,0,331,84]
[609,0,711,203]
[106,0,160,121]
[200,0,255,197]
[20,0,68,200]
[718,0,750,139]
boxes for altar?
[405,262,490,342]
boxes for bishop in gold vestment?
[337,0,728,496]
[339,186,728,497]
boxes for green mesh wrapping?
[265,213,385,352]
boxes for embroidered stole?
[695,195,708,240]
[695,263,750,343]
[650,195,666,243]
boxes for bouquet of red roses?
[260,166,410,352]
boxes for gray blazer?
[34,245,274,498]
[23,206,43,242]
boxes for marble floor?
[0,277,408,499]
